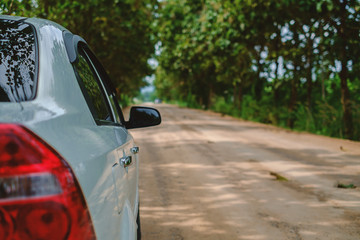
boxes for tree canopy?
[154,0,360,140]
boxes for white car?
[0,15,160,240]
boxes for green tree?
[155,0,360,140]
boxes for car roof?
[0,15,27,21]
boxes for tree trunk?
[287,26,300,129]
[233,82,238,107]
[207,83,214,109]
[339,57,353,139]
[253,45,264,102]
[338,0,353,139]
[274,58,280,105]
[238,81,243,112]
[306,39,313,110]
[273,27,281,108]
[318,21,327,102]
[288,68,299,129]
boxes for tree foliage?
[155,0,360,140]
[1,0,158,101]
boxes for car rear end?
[0,123,96,240]
[0,16,97,240]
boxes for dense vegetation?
[154,0,360,140]
[2,0,360,140]
[0,0,157,104]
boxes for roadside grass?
[171,96,360,141]
[336,182,357,189]
[270,172,289,182]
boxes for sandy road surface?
[130,104,360,240]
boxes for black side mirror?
[125,106,161,129]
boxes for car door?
[72,44,139,239]
[107,90,138,215]
[117,130,138,214]
[77,44,139,217]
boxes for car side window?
[74,46,114,124]
[83,47,125,125]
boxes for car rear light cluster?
[0,124,96,240]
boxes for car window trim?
[26,21,40,101]
[95,119,123,127]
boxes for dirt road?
[130,104,360,240]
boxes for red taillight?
[0,124,96,240]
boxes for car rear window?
[0,19,37,102]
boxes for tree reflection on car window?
[76,49,111,121]
[0,20,36,102]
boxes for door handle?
[120,156,132,167]
[131,146,139,154]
